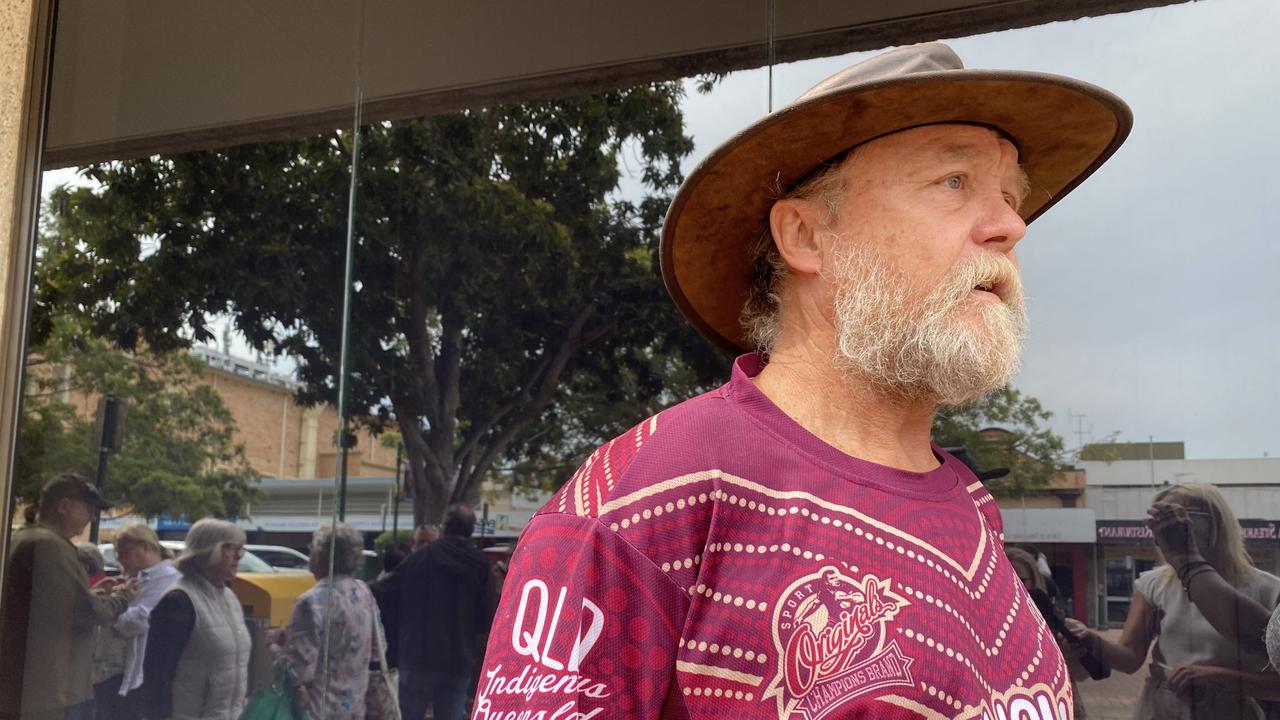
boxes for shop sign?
[233,514,387,533]
[1241,521,1280,544]
[999,508,1096,543]
[1097,519,1280,545]
[477,510,535,536]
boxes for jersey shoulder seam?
[529,509,689,601]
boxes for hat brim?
[661,69,1133,353]
[84,488,113,510]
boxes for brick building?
[189,347,396,480]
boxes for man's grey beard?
[828,240,1027,406]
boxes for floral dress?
[281,575,385,720]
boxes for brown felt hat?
[660,42,1133,353]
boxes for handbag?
[240,668,299,720]
[366,589,402,720]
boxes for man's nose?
[973,195,1027,253]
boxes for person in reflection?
[75,544,107,587]
[141,519,251,720]
[1270,608,1280,680]
[411,524,440,554]
[0,471,136,717]
[1134,487,1280,705]
[472,42,1132,719]
[376,542,412,583]
[1006,548,1091,719]
[92,524,179,720]
[1070,484,1280,718]
[0,472,135,720]
[368,541,412,671]
[385,504,494,720]
[275,522,387,719]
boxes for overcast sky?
[660,0,1279,460]
[41,0,1276,462]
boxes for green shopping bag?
[240,669,299,720]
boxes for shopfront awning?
[45,0,1182,167]
[1000,508,1097,544]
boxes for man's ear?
[768,198,825,276]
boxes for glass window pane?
[1,4,365,718]
[7,2,1279,719]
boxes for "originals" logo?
[763,566,913,720]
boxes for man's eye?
[945,175,963,190]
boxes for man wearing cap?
[473,43,1129,719]
[0,472,136,720]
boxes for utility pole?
[1149,435,1156,488]
[90,396,126,543]
[1069,411,1089,454]
[392,442,403,537]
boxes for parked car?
[100,540,277,576]
[245,544,311,572]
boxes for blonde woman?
[1072,484,1280,719]
[93,524,179,719]
[141,519,251,720]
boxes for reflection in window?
[4,1,1280,718]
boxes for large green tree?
[932,385,1070,497]
[16,318,259,520]
[38,84,722,525]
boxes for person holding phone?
[1070,484,1280,719]
[0,472,136,720]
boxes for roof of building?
[1079,441,1185,462]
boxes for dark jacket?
[387,536,495,676]
[368,573,402,669]
[0,525,129,716]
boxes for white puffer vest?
[167,574,251,720]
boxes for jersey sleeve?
[472,512,689,720]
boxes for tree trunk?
[396,306,607,526]
[397,411,452,527]
[409,450,455,525]
[410,461,449,527]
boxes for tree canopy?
[38,83,724,524]
[16,317,259,520]
[932,385,1070,497]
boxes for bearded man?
[472,43,1131,720]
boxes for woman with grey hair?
[277,521,387,719]
[141,519,251,720]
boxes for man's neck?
[752,344,940,473]
[37,518,72,540]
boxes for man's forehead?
[900,126,1018,162]
[898,127,1030,196]
[845,126,1030,201]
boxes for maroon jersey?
[473,354,1072,720]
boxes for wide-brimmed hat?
[660,42,1133,353]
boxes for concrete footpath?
[1074,630,1145,719]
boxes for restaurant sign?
[1097,519,1280,546]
